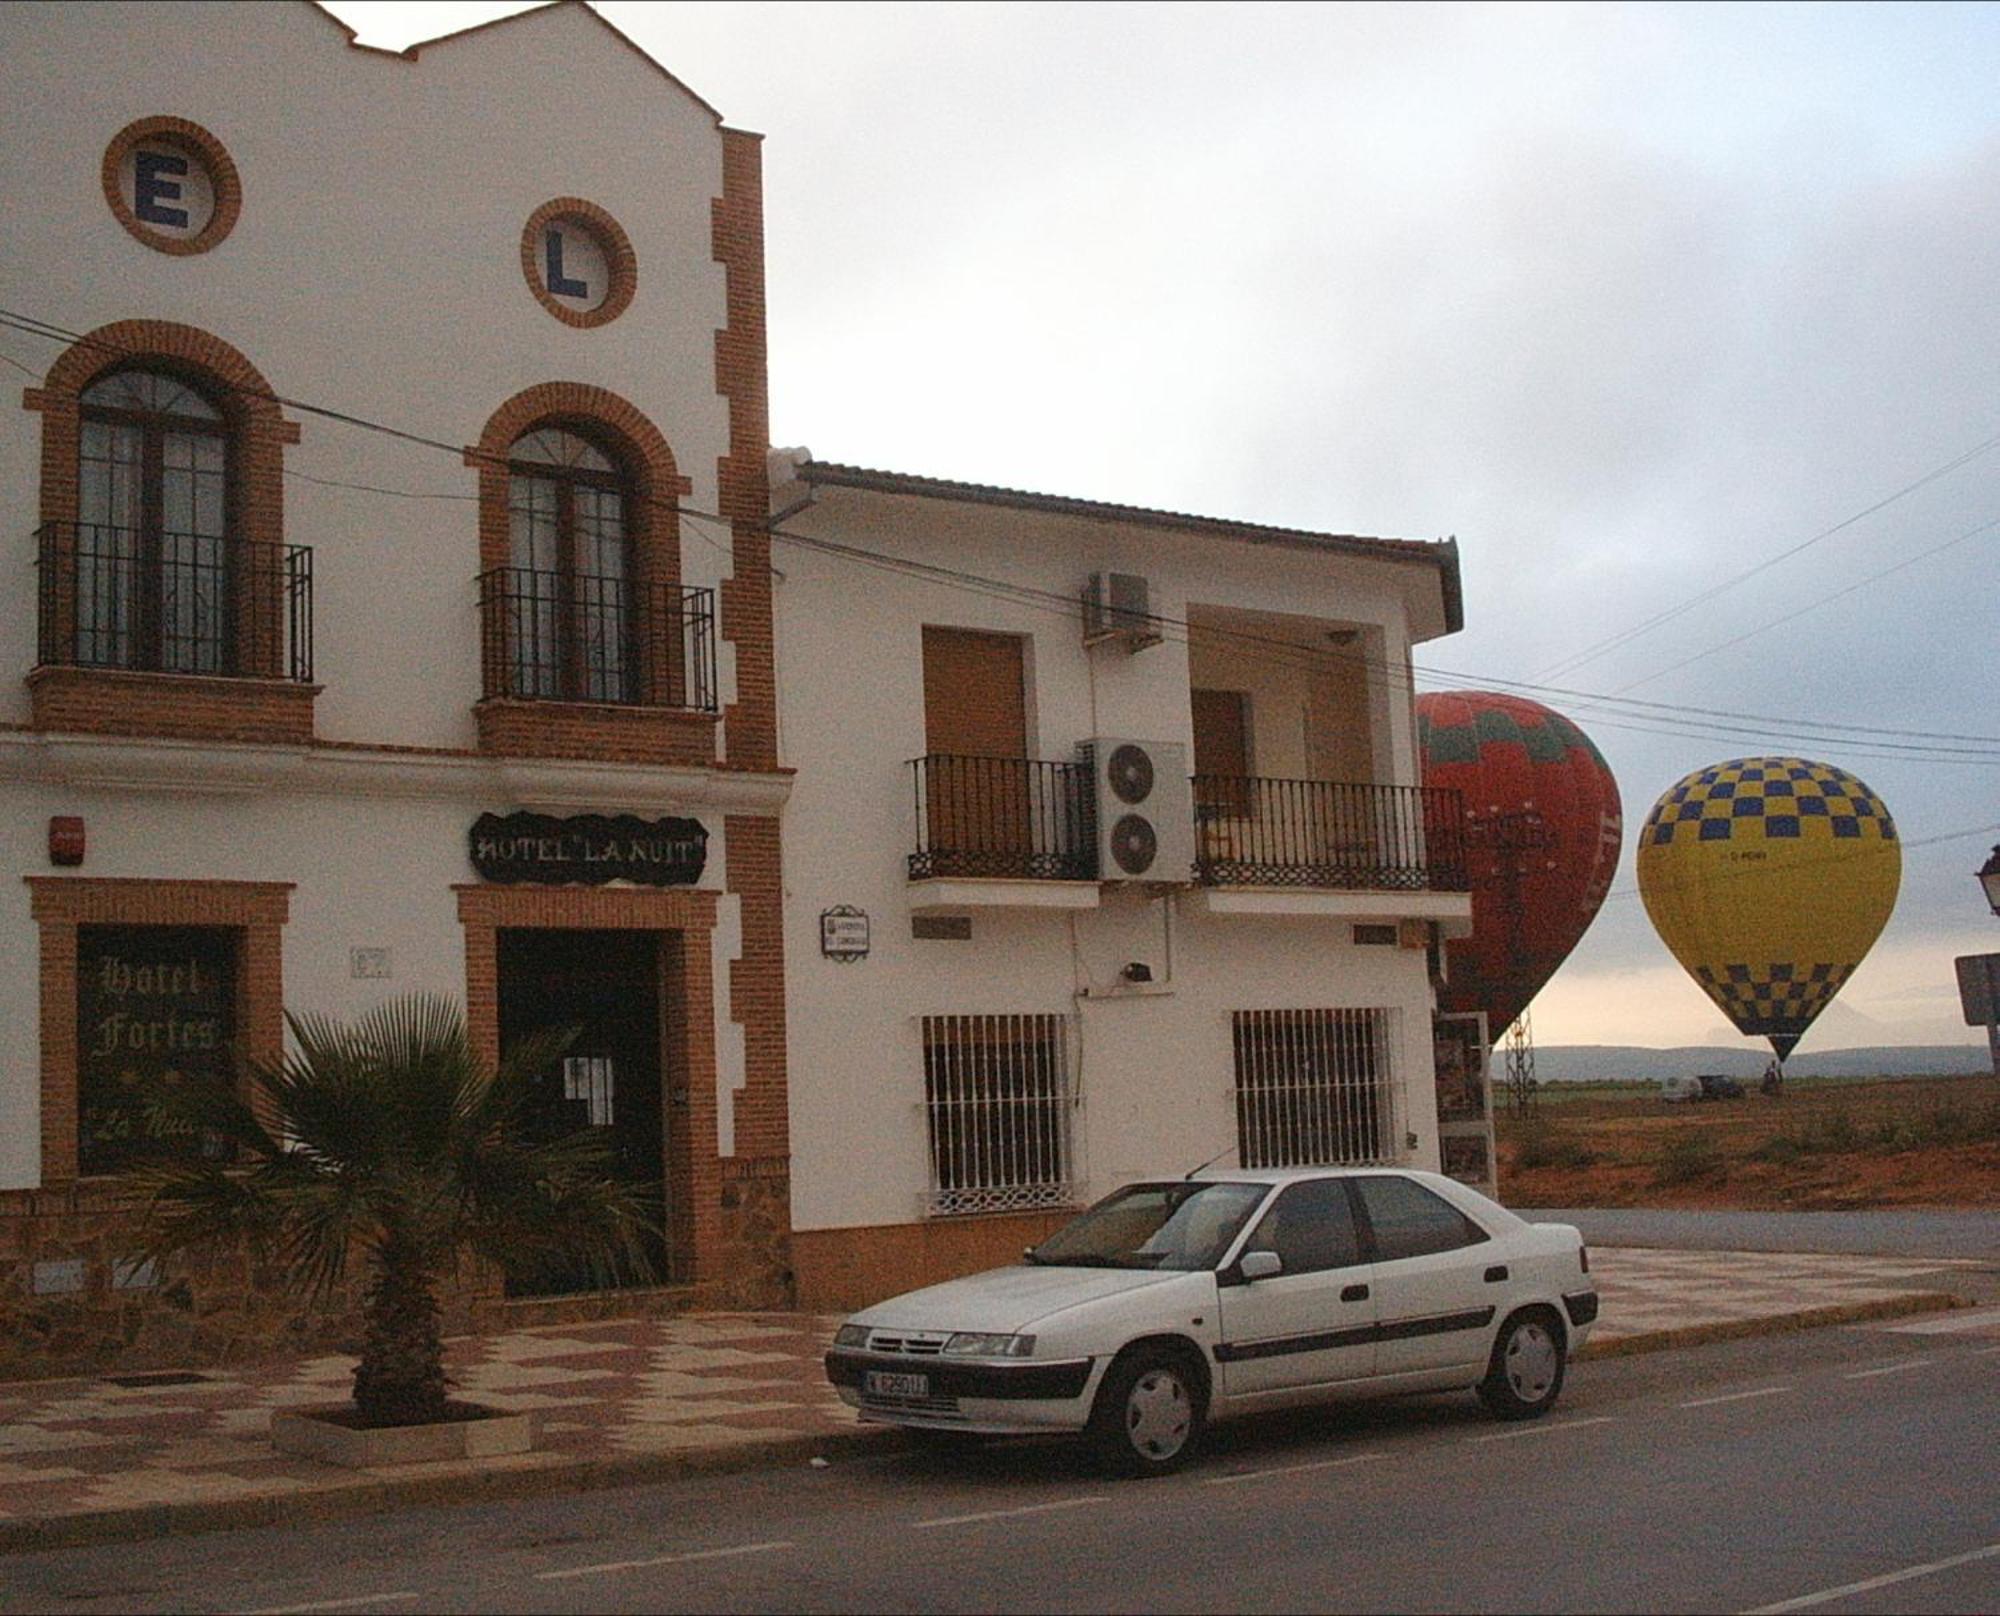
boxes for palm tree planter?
[126,995,657,1467]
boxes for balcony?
[30,521,318,744]
[907,754,1098,910]
[1193,775,1470,924]
[905,755,1468,919]
[475,567,719,766]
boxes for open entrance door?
[497,928,668,1296]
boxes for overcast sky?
[325,1,2000,1053]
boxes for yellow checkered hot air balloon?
[1636,758,1899,1063]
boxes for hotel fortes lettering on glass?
[468,812,708,887]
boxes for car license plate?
[864,1370,929,1398]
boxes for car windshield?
[1027,1181,1271,1271]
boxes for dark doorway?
[497,928,666,1296]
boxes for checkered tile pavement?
[0,1249,1973,1533]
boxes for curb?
[0,1289,1970,1557]
[1575,1288,1963,1359]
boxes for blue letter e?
[134,149,189,228]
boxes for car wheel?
[1478,1308,1567,1420]
[1087,1347,1207,1477]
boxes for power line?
[1533,426,2000,682]
[1599,817,2000,903]
[1609,515,2000,694]
[7,305,1995,765]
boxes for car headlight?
[941,1332,1036,1358]
[833,1323,870,1348]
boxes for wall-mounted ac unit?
[1082,572,1163,651]
[1082,738,1194,883]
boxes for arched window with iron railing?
[504,423,635,703]
[74,366,231,673]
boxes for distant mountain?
[1528,1044,1992,1083]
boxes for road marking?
[1680,1386,1791,1409]
[916,1495,1110,1530]
[1467,1416,1614,1444]
[1880,1304,2000,1335]
[1740,1540,2000,1614]
[1204,1451,1386,1486]
[537,1541,794,1581]
[1842,1359,1931,1380]
[240,1596,420,1616]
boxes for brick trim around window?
[465,383,711,765]
[101,116,244,256]
[26,878,291,1186]
[21,321,313,743]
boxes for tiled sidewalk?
[0,1248,1972,1548]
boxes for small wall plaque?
[350,947,393,980]
[821,905,870,961]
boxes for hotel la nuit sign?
[469,812,707,887]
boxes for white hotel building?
[0,0,1479,1366]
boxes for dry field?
[1495,1073,2000,1210]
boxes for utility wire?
[7,305,1995,764]
[1609,515,2000,694]
[1533,427,2000,682]
[1598,817,2000,903]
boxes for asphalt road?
[1511,1208,2000,1264]
[4,1314,1997,1615]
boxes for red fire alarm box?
[49,816,84,867]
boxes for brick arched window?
[468,386,716,765]
[22,322,314,744]
[505,424,638,703]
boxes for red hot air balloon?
[1417,691,1623,1035]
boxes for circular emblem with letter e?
[522,198,636,328]
[1107,743,1156,804]
[1111,814,1159,876]
[102,116,241,255]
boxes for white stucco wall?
[0,0,738,742]
[0,3,766,1191]
[776,481,1456,1233]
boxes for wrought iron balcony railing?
[909,754,1097,881]
[477,567,716,712]
[36,521,313,682]
[1193,776,1468,892]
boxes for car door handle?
[1341,1283,1369,1302]
[1484,1265,1509,1283]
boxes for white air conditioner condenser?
[1083,738,1195,883]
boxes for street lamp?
[1980,845,2000,918]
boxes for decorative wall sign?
[820,905,870,961]
[470,811,706,887]
[521,198,637,328]
[102,116,241,254]
[77,924,237,1175]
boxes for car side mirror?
[1238,1250,1283,1282]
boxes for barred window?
[1233,1008,1395,1169]
[922,1013,1074,1217]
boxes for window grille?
[1232,1008,1396,1169]
[922,1013,1074,1216]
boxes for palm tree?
[126,994,658,1428]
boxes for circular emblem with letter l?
[102,116,241,255]
[522,198,637,328]
[1111,814,1159,876]
[1107,743,1156,804]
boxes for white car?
[825,1167,1597,1475]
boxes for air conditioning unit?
[1082,738,1194,883]
[1082,572,1163,651]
